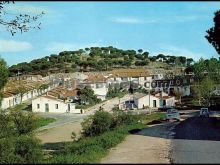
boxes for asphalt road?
[170,112,220,164]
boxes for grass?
[35,117,56,128]
[138,112,166,125]
[48,123,145,164]
[45,112,164,164]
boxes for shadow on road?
[132,116,220,141]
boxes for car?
[166,108,180,121]
[200,108,209,117]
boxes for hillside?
[8,46,194,76]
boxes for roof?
[155,96,174,99]
[62,89,78,97]
[84,75,107,83]
[133,92,147,99]
[2,79,50,98]
[41,95,64,103]
[110,69,150,78]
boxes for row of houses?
[79,68,191,100]
[0,78,60,110]
[30,68,192,113]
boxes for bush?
[0,110,44,164]
[112,108,139,128]
[0,138,21,164]
[14,135,43,163]
[0,136,43,164]
[10,110,37,135]
[81,109,113,137]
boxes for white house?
[125,92,175,109]
[107,69,152,89]
[79,75,108,101]
[0,79,60,110]
[32,95,82,113]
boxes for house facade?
[107,69,152,90]
[79,75,108,101]
[125,92,175,109]
[32,95,82,113]
[0,79,60,110]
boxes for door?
[45,103,49,112]
[68,104,70,112]
[153,100,157,107]
[163,100,166,106]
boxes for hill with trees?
[9,46,194,76]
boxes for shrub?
[81,109,113,137]
[0,135,43,164]
[112,109,139,128]
[0,138,22,164]
[14,135,43,163]
[10,110,37,135]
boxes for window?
[37,104,40,109]
[55,104,59,109]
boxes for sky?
[0,1,220,66]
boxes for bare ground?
[36,121,82,144]
[101,123,173,164]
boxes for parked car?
[200,108,209,117]
[166,108,180,121]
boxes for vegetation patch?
[137,112,166,125]
[49,123,145,164]
[35,117,56,128]
[46,110,165,164]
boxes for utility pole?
[149,86,151,114]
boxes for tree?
[0,57,9,107]
[15,85,28,103]
[205,10,220,55]
[192,78,216,107]
[137,49,143,54]
[142,51,149,59]
[179,56,186,66]
[79,87,101,105]
[174,90,184,105]
[0,57,9,91]
[0,1,44,36]
[186,58,194,66]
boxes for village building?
[124,91,175,110]
[32,87,82,113]
[107,69,152,89]
[78,74,108,101]
[32,95,81,113]
[0,78,59,110]
[9,74,43,81]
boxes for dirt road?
[37,120,82,144]
[101,122,175,164]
